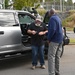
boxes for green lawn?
[69,38,75,44]
[66,27,73,31]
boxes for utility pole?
[63,0,64,11]
[54,0,55,9]
[60,0,62,12]
[3,0,5,9]
[42,0,45,8]
[43,0,45,3]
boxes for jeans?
[48,42,62,75]
[31,45,45,66]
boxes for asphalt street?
[60,45,75,75]
[67,31,75,38]
[0,45,75,75]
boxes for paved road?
[60,45,75,75]
[67,31,75,38]
[0,45,75,75]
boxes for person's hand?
[38,31,44,35]
[31,30,37,35]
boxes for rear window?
[0,12,16,27]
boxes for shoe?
[41,65,46,69]
[55,73,60,75]
[31,66,35,70]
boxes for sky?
[72,0,75,3]
[65,0,75,3]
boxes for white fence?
[34,3,75,11]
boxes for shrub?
[36,8,47,16]
[62,12,75,28]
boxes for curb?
[68,43,75,45]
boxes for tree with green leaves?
[67,0,73,6]
[13,0,38,10]
[5,0,9,9]
[13,0,25,10]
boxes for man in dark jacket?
[27,16,48,70]
[47,8,63,75]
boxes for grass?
[66,27,73,31]
[62,11,75,29]
[69,38,75,44]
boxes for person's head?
[49,8,56,17]
[35,15,42,23]
[35,15,42,26]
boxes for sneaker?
[31,66,35,70]
[41,65,46,69]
